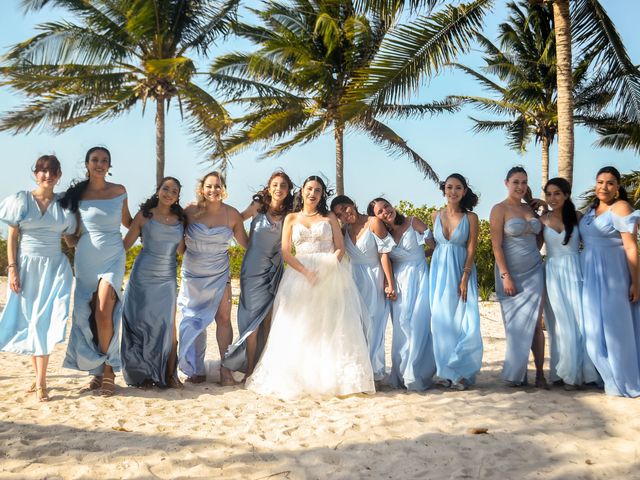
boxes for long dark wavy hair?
[440,173,479,212]
[59,146,111,213]
[293,175,333,215]
[253,170,295,215]
[544,177,578,245]
[366,197,405,226]
[591,165,629,209]
[139,176,186,223]
[330,194,357,213]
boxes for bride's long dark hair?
[293,176,333,216]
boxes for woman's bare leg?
[94,280,118,394]
[216,284,235,385]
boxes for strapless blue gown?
[0,191,75,355]
[580,208,640,397]
[542,225,599,386]
[223,213,283,372]
[343,226,394,381]
[387,220,436,391]
[430,214,483,385]
[177,223,232,377]
[64,193,126,375]
[122,218,184,387]
[495,218,543,384]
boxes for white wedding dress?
[246,220,375,399]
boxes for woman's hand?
[64,234,79,248]
[458,273,470,302]
[303,269,319,285]
[502,275,517,296]
[384,284,397,301]
[630,282,639,303]
[8,267,20,294]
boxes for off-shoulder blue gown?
[495,218,543,384]
[177,223,233,377]
[122,218,184,387]
[223,213,283,372]
[344,225,394,381]
[580,208,640,397]
[0,191,75,355]
[387,219,436,391]
[64,193,126,375]
[542,225,598,387]
[430,214,483,386]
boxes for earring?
[614,190,620,199]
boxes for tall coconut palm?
[209,0,475,194]
[0,0,239,186]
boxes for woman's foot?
[185,375,206,384]
[79,375,103,393]
[35,386,49,402]
[451,379,469,391]
[167,375,184,389]
[219,367,236,387]
[535,373,550,390]
[98,377,116,397]
[26,381,37,394]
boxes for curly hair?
[253,170,295,215]
[139,176,186,223]
[195,171,227,215]
[440,173,479,212]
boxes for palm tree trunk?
[541,135,550,191]
[553,0,574,185]
[156,98,166,187]
[335,125,345,195]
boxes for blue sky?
[0,0,638,222]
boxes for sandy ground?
[0,277,639,480]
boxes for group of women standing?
[0,148,638,401]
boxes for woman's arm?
[281,214,317,284]
[328,213,345,261]
[370,217,396,299]
[230,207,249,249]
[121,195,133,228]
[490,203,516,296]
[241,201,259,221]
[7,225,20,294]
[459,213,479,302]
[613,201,639,302]
[413,216,435,253]
[123,212,143,250]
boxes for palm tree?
[209,0,460,194]
[0,0,239,186]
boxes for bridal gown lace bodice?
[292,221,334,254]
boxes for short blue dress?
[0,191,75,355]
[121,218,184,387]
[63,193,127,375]
[429,213,483,385]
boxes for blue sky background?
[0,0,638,223]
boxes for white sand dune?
[1,278,638,479]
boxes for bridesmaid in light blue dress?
[331,195,396,381]
[430,174,483,390]
[368,198,436,391]
[61,147,132,397]
[579,166,640,398]
[541,178,599,389]
[178,171,248,386]
[0,156,75,401]
[490,167,547,388]
[121,177,185,389]
[223,171,294,378]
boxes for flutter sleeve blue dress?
[121,218,184,387]
[494,218,544,385]
[177,223,233,377]
[579,208,640,397]
[63,193,127,375]
[542,224,599,387]
[387,218,436,391]
[429,213,483,386]
[343,224,394,381]
[223,213,283,372]
[0,191,75,355]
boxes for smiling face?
[85,148,111,179]
[302,180,323,209]
[157,179,180,207]
[505,172,528,200]
[201,174,225,203]
[269,175,290,205]
[333,202,358,225]
[370,200,396,225]
[34,160,61,189]
[443,176,467,207]
[595,172,619,205]
[544,183,569,211]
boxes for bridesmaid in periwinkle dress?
[330,195,396,381]
[223,171,294,378]
[490,167,547,388]
[580,166,640,397]
[121,177,186,389]
[0,156,75,401]
[429,174,483,390]
[541,178,599,389]
[61,147,132,397]
[368,198,436,391]
[178,171,248,386]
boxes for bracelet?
[463,267,472,273]
[7,263,17,269]
[500,272,510,279]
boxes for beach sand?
[1,278,639,479]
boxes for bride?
[246,176,375,399]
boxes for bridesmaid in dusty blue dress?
[121,177,185,389]
[0,156,75,401]
[430,174,483,390]
[178,171,248,386]
[61,147,132,397]
[490,167,547,388]
[223,171,294,378]
[580,166,640,397]
[541,178,599,389]
[368,198,436,391]
[331,195,395,381]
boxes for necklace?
[300,211,319,217]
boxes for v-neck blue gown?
[0,191,75,355]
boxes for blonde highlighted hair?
[195,171,227,215]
